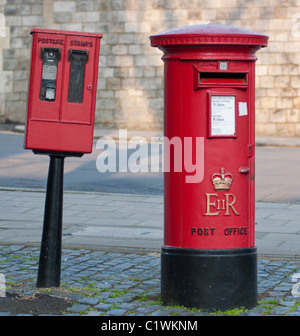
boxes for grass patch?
[212,306,249,315]
[257,299,281,314]
[110,289,129,298]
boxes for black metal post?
[36,154,65,288]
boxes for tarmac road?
[0,130,163,195]
[255,146,300,202]
[0,130,300,202]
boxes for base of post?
[161,246,257,312]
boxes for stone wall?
[1,0,300,135]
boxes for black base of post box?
[161,246,257,312]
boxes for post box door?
[60,35,98,125]
[180,63,255,250]
[28,33,65,122]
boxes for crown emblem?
[211,168,233,191]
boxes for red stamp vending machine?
[25,28,102,154]
[24,29,102,288]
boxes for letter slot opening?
[68,50,89,104]
[199,72,248,86]
[40,48,61,101]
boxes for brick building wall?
[1,0,300,136]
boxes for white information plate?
[42,64,57,80]
[211,96,236,136]
[238,102,248,116]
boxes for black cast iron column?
[36,154,65,288]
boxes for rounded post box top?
[150,24,268,47]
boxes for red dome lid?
[150,24,268,47]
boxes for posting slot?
[68,50,89,104]
[199,72,248,86]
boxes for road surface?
[0,131,300,202]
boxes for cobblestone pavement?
[0,245,299,316]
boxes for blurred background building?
[0,0,300,136]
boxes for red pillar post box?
[150,24,268,311]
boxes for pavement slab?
[0,188,299,258]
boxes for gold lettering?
[224,194,240,216]
[204,193,220,216]
[203,193,240,216]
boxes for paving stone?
[280,300,298,307]
[272,307,291,315]
[286,312,300,316]
[105,308,128,316]
[150,310,172,316]
[94,303,112,311]
[79,297,99,305]
[85,310,103,316]
[16,314,34,316]
[68,304,91,313]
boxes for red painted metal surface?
[25,29,103,153]
[150,24,268,250]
